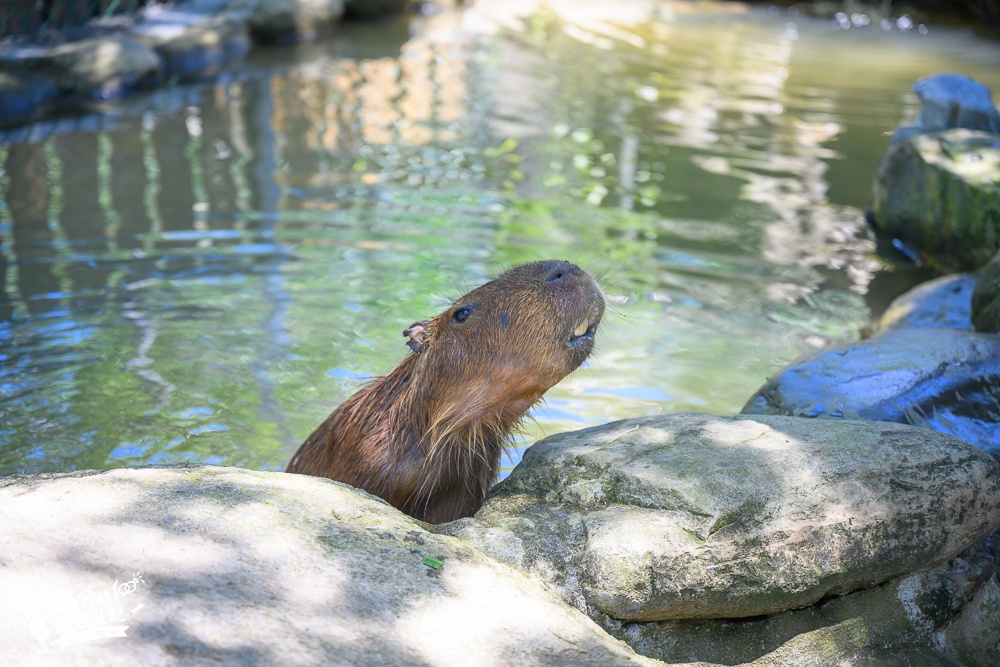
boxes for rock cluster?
[445,414,1000,665]
[729,73,1000,665]
[869,73,1000,273]
[746,73,1000,459]
[3,412,998,666]
[0,0,406,127]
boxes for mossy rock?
[871,128,1000,273]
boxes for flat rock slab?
[0,467,665,667]
[447,414,1000,622]
[742,328,1000,457]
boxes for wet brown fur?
[287,260,604,524]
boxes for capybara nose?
[544,261,580,287]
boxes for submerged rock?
[972,249,1000,333]
[742,328,1000,458]
[0,466,661,667]
[443,414,1000,625]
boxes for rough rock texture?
[972,248,1000,333]
[615,544,994,666]
[870,127,1000,273]
[0,466,665,667]
[742,329,1000,458]
[872,273,976,334]
[247,0,346,41]
[443,414,1000,623]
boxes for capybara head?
[288,260,604,523]
[403,260,604,433]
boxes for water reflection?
[1,3,999,477]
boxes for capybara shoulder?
[287,260,604,523]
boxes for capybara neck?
[287,260,604,524]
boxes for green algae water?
[2,2,999,477]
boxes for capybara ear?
[403,320,431,353]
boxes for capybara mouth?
[568,300,603,349]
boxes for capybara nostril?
[544,261,577,286]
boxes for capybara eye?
[453,308,471,323]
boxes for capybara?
[287,260,604,523]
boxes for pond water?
[2,1,1000,478]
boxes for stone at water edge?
[45,37,163,99]
[742,328,1000,458]
[444,413,1000,623]
[0,466,666,667]
[872,273,976,334]
[132,9,251,78]
[870,128,1000,273]
[910,72,1000,137]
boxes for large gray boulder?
[444,414,1000,623]
[0,467,665,667]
